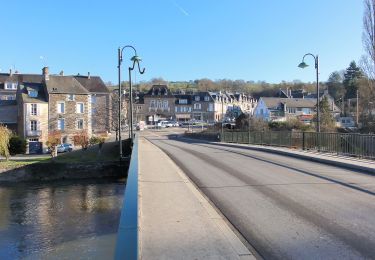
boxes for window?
[163,100,168,108]
[76,103,84,113]
[194,103,201,110]
[208,103,214,112]
[77,119,84,129]
[58,119,65,130]
[91,95,96,103]
[67,94,75,101]
[30,120,37,131]
[150,100,155,108]
[195,96,200,101]
[57,102,65,113]
[31,104,37,115]
[179,99,188,104]
[204,96,210,101]
[5,82,17,90]
[29,138,39,142]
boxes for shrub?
[73,131,89,150]
[89,136,105,146]
[0,125,11,160]
[9,136,27,155]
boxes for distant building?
[254,97,316,123]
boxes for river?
[0,178,125,259]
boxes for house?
[17,82,49,154]
[74,74,111,134]
[143,85,175,124]
[254,97,316,123]
[43,68,92,144]
[174,94,192,122]
[0,67,109,153]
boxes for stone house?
[174,94,192,122]
[17,82,49,154]
[44,69,92,144]
[143,85,175,124]
[74,74,111,134]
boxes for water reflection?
[0,178,125,259]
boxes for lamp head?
[131,55,142,62]
[298,61,309,69]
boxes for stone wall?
[0,161,127,183]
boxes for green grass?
[0,141,119,170]
[0,158,49,170]
[51,141,119,163]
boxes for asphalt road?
[142,129,375,260]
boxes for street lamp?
[298,53,320,132]
[117,45,145,158]
[128,55,145,141]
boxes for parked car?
[57,143,73,153]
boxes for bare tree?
[361,0,375,132]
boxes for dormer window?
[5,82,17,90]
[204,96,210,101]
[195,96,200,101]
[28,90,38,98]
[67,94,75,101]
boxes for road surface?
[142,129,375,260]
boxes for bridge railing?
[115,134,139,260]
[221,131,375,160]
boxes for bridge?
[115,128,375,259]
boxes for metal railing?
[115,134,139,260]
[221,131,375,160]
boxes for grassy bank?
[0,141,119,170]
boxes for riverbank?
[0,141,128,183]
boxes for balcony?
[26,130,42,137]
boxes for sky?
[0,0,364,84]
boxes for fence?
[221,131,375,160]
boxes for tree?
[343,61,363,99]
[316,96,336,132]
[46,130,61,158]
[360,0,375,132]
[0,126,11,161]
[327,71,345,101]
[73,131,89,150]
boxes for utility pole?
[356,90,359,126]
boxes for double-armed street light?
[118,45,145,158]
[298,53,320,132]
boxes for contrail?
[170,0,189,16]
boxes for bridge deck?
[138,136,255,259]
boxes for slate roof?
[19,83,47,103]
[145,85,174,97]
[74,76,110,93]
[45,76,89,94]
[261,97,316,108]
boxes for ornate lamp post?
[128,55,145,141]
[298,53,320,132]
[117,45,145,158]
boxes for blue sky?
[0,0,364,84]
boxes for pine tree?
[343,61,363,99]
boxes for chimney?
[88,72,91,79]
[42,67,49,80]
[9,69,13,76]
[59,70,64,76]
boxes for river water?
[0,178,125,259]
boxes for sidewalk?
[216,141,375,174]
[138,137,255,259]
